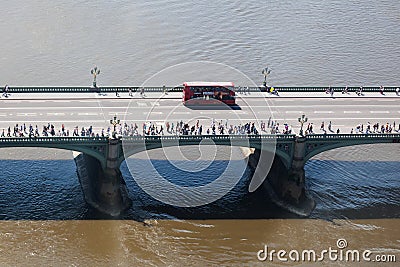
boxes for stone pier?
[248,137,315,216]
[74,139,132,216]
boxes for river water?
[0,1,399,266]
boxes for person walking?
[3,84,9,97]
[356,86,363,96]
[379,85,385,95]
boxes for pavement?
[0,93,398,136]
[1,91,400,100]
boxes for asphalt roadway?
[0,91,399,135]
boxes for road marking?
[78,112,99,116]
[344,111,361,114]
[314,111,334,114]
[200,111,218,115]
[0,104,399,110]
[370,111,390,114]
[285,111,304,114]
[47,113,66,116]
[3,100,22,103]
[0,106,121,110]
[17,113,37,116]
[107,112,131,115]
[145,112,162,115]
[172,112,191,115]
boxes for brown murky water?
[0,219,398,266]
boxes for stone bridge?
[0,133,399,216]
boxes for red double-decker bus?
[182,82,236,105]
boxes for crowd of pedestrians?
[304,120,400,135]
[0,123,100,138]
[325,85,400,97]
[1,119,399,139]
[350,122,400,134]
[0,118,293,139]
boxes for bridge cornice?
[0,137,109,167]
[303,133,400,162]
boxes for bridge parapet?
[0,136,110,167]
[305,133,400,140]
[5,86,399,93]
[304,133,400,162]
[0,136,109,143]
[121,134,295,141]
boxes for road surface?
[0,92,399,135]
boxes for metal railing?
[122,134,296,142]
[5,86,399,93]
[306,133,400,140]
[0,134,398,144]
[0,136,109,143]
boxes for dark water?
[0,148,398,221]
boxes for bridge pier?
[249,138,315,216]
[74,139,132,216]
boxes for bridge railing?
[305,133,400,140]
[6,86,399,93]
[121,134,296,142]
[0,136,109,143]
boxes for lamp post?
[110,115,120,138]
[91,66,100,88]
[261,67,271,87]
[298,114,308,136]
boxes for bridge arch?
[303,134,400,163]
[0,137,109,167]
[119,135,295,168]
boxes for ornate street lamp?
[110,115,120,138]
[298,114,308,136]
[91,66,100,88]
[261,67,271,87]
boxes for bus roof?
[183,82,234,87]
